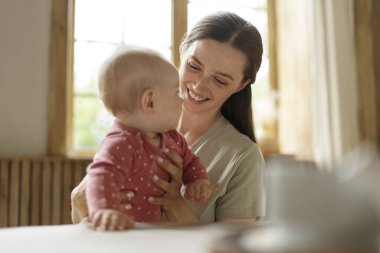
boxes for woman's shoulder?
[214,117,260,152]
[193,116,263,165]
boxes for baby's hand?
[184,179,220,204]
[90,209,134,231]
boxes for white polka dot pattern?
[86,122,209,222]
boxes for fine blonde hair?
[98,46,175,116]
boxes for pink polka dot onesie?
[86,120,209,222]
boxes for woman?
[71,11,266,224]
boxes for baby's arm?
[86,136,133,230]
[184,179,220,204]
[91,209,134,231]
[170,131,219,203]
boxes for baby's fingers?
[195,184,203,201]
[99,212,113,230]
[90,212,111,231]
[197,183,220,203]
[209,183,220,192]
[114,215,134,230]
[185,185,195,201]
[90,211,105,229]
[196,184,209,202]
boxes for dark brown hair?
[180,11,263,142]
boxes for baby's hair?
[98,46,174,116]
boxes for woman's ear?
[236,79,252,93]
[140,88,155,114]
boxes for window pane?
[75,0,124,43]
[156,47,172,62]
[189,0,266,9]
[73,41,117,95]
[73,96,114,150]
[252,57,274,139]
[255,11,269,57]
[72,1,173,153]
[188,2,265,31]
[123,0,172,49]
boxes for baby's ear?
[140,88,155,114]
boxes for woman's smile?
[187,87,209,103]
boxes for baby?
[86,46,213,231]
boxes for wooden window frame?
[354,0,380,149]
[48,0,70,157]
[48,0,277,158]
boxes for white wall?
[0,0,51,155]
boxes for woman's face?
[178,39,248,116]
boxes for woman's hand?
[148,148,199,223]
[148,148,183,211]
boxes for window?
[68,0,173,156]
[49,0,276,157]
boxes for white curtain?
[308,0,359,169]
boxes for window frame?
[48,0,277,158]
[48,0,70,157]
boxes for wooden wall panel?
[0,157,89,228]
[9,159,20,226]
[19,159,31,226]
[52,159,63,225]
[0,160,9,227]
[62,160,73,224]
[30,160,41,226]
[41,159,52,225]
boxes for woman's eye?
[214,78,227,86]
[188,62,200,71]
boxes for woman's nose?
[193,77,208,91]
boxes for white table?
[0,222,378,253]
[0,222,242,253]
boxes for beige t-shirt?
[183,116,266,222]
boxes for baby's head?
[98,46,182,132]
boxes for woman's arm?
[217,217,257,222]
[71,175,89,224]
[149,192,199,223]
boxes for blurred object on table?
[211,142,380,253]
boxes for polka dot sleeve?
[168,131,209,185]
[86,135,133,218]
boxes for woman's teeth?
[188,90,207,102]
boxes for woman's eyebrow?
[192,56,234,81]
[216,71,234,81]
[191,56,204,66]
